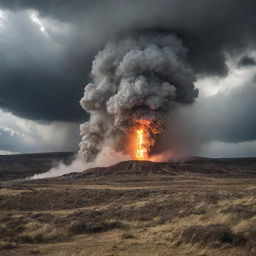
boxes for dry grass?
[1,171,256,256]
[20,223,67,243]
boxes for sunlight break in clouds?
[196,54,256,97]
[30,11,46,33]
[0,109,80,154]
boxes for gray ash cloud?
[79,34,198,161]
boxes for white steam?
[30,147,130,179]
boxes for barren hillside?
[0,154,256,256]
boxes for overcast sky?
[0,0,256,157]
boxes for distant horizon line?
[0,151,256,160]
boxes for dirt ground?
[0,156,256,256]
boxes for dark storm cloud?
[165,75,256,148]
[0,0,256,122]
[0,9,91,122]
[238,56,256,68]
[197,80,256,143]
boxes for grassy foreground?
[0,158,256,255]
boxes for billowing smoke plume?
[79,34,198,161]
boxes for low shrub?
[121,233,135,239]
[20,223,67,244]
[69,220,125,234]
[0,241,18,250]
[180,224,246,247]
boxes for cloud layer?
[0,0,256,122]
[0,110,80,154]
[0,1,256,156]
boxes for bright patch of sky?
[28,9,72,37]
[0,150,18,155]
[196,53,256,97]
[0,127,25,137]
[0,109,80,154]
[0,9,6,28]
[30,11,46,33]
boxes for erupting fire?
[135,128,148,160]
[131,120,162,161]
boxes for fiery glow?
[135,128,148,160]
[131,120,162,161]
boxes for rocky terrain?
[0,153,256,256]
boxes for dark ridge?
[1,153,256,182]
[62,157,256,179]
[0,152,75,181]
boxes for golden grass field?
[0,155,256,256]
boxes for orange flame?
[131,120,162,161]
[135,128,148,160]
